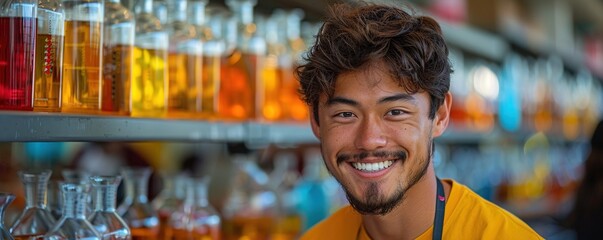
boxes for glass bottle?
[101,0,134,115]
[130,0,167,118]
[60,0,104,114]
[151,173,185,240]
[0,0,37,110]
[0,193,16,240]
[222,154,278,240]
[258,13,283,121]
[88,176,130,240]
[10,170,56,240]
[282,9,307,122]
[33,0,64,112]
[166,0,203,118]
[117,167,159,240]
[269,152,302,239]
[219,0,265,120]
[189,0,223,119]
[167,177,220,240]
[44,183,101,240]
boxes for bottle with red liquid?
[0,0,37,110]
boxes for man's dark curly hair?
[296,3,452,124]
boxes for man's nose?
[354,115,387,151]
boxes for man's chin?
[344,185,405,215]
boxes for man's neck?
[361,168,438,240]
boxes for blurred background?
[0,0,602,239]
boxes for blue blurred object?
[294,150,329,231]
[24,142,65,165]
[498,55,524,132]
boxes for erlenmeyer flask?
[10,170,56,240]
[0,193,16,240]
[151,173,185,240]
[88,176,130,240]
[117,167,159,240]
[43,183,101,239]
[222,154,279,240]
[167,176,220,239]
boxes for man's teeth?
[352,160,394,172]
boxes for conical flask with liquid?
[43,183,101,240]
[88,176,130,240]
[10,170,56,240]
[117,167,158,240]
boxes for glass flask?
[10,170,56,240]
[0,0,37,110]
[33,0,64,112]
[117,167,159,240]
[130,0,167,118]
[167,177,220,240]
[269,152,302,239]
[88,176,130,240]
[166,0,203,118]
[189,0,223,119]
[0,193,16,240]
[47,180,63,220]
[151,173,185,240]
[101,0,134,115]
[222,154,279,240]
[60,0,104,114]
[219,0,265,120]
[44,183,101,240]
[61,169,93,217]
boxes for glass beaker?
[60,0,104,114]
[10,170,56,240]
[44,183,101,239]
[131,0,168,118]
[88,176,130,240]
[151,173,185,240]
[0,0,37,110]
[0,193,16,240]
[167,176,220,240]
[33,0,64,112]
[222,154,279,240]
[117,167,159,240]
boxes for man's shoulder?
[300,206,362,240]
[446,180,543,239]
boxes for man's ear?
[310,106,321,140]
[432,92,451,137]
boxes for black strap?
[433,177,446,240]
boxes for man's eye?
[387,109,405,116]
[336,112,355,118]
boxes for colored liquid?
[222,216,274,240]
[273,214,303,240]
[0,17,36,110]
[219,51,259,120]
[13,234,45,240]
[33,34,63,112]
[201,55,220,118]
[259,56,282,121]
[130,226,159,240]
[279,66,307,121]
[168,52,202,117]
[167,226,220,240]
[131,47,167,118]
[158,211,170,240]
[61,20,102,113]
[102,44,132,115]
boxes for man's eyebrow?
[378,93,415,103]
[326,97,358,106]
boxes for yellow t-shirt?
[300,179,543,240]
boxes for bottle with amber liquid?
[258,14,283,121]
[166,0,203,119]
[220,0,265,121]
[151,173,186,240]
[117,167,159,240]
[282,9,308,122]
[189,0,224,119]
[130,0,168,118]
[0,0,37,111]
[33,0,64,112]
[101,0,134,116]
[60,0,104,114]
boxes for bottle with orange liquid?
[167,177,221,240]
[61,0,104,114]
[0,0,37,111]
[189,0,224,119]
[152,173,186,240]
[33,0,64,112]
[222,154,279,240]
[220,0,266,121]
[101,0,134,115]
[130,0,168,118]
[260,13,284,122]
[166,0,203,119]
[117,167,159,240]
[282,9,308,122]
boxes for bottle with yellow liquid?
[260,13,284,122]
[101,0,134,115]
[60,0,104,114]
[220,0,265,121]
[131,0,168,118]
[189,0,224,119]
[166,0,203,119]
[34,0,64,112]
[282,9,308,122]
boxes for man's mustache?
[336,150,407,165]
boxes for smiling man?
[296,3,543,240]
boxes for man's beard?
[333,140,433,215]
